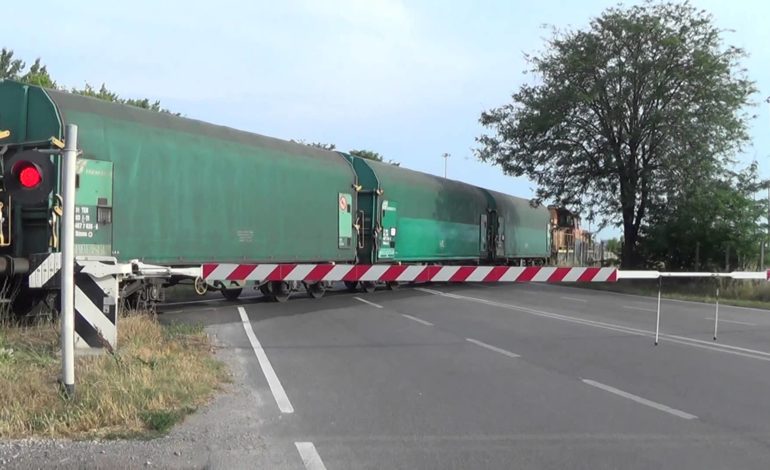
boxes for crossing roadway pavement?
[159,282,770,470]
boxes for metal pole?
[654,277,662,346]
[713,285,720,341]
[60,124,78,397]
[442,153,450,178]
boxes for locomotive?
[0,79,576,313]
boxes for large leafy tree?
[476,2,756,267]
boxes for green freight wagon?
[0,80,359,307]
[344,154,492,264]
[483,189,551,263]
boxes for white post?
[713,286,720,341]
[60,124,78,397]
[654,278,662,346]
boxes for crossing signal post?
[60,124,78,397]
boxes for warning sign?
[339,195,348,211]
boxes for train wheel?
[386,281,399,290]
[362,281,376,294]
[344,281,359,292]
[194,276,208,295]
[270,281,291,303]
[221,287,242,301]
[305,282,326,299]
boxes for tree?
[291,140,337,151]
[1,48,174,114]
[71,83,174,114]
[349,149,400,166]
[640,163,765,270]
[0,48,24,79]
[21,58,56,88]
[293,142,401,166]
[476,2,755,267]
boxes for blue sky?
[6,0,769,238]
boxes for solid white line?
[466,338,520,358]
[295,442,327,470]
[401,314,434,326]
[560,296,587,302]
[582,379,697,420]
[623,305,657,313]
[704,317,756,326]
[419,289,770,362]
[237,307,294,414]
[353,297,383,309]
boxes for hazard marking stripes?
[201,264,619,283]
[26,253,118,349]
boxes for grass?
[579,278,770,310]
[0,313,229,439]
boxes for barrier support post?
[713,283,720,341]
[60,124,78,397]
[654,277,662,346]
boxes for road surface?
[158,282,770,469]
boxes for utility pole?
[442,153,450,178]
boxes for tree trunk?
[621,233,637,268]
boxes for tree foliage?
[476,2,756,267]
[292,141,400,166]
[1,48,172,113]
[640,163,766,270]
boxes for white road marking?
[418,289,770,362]
[623,305,657,312]
[582,379,697,420]
[704,317,756,326]
[295,442,327,470]
[560,296,587,302]
[465,338,520,358]
[237,307,294,414]
[401,314,434,326]
[353,297,383,309]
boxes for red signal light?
[18,164,43,189]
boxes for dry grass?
[0,314,228,439]
[581,279,770,310]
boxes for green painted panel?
[338,193,352,247]
[378,200,398,259]
[393,217,480,261]
[74,159,113,256]
[0,80,61,144]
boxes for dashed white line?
[582,379,697,420]
[295,442,327,470]
[465,338,521,358]
[401,314,434,326]
[623,305,657,313]
[560,296,587,303]
[704,317,756,326]
[237,307,294,414]
[354,297,383,309]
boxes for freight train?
[0,79,579,313]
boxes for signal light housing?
[3,150,55,205]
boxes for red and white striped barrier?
[201,264,619,283]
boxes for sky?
[5,0,769,239]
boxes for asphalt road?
[146,281,770,469]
